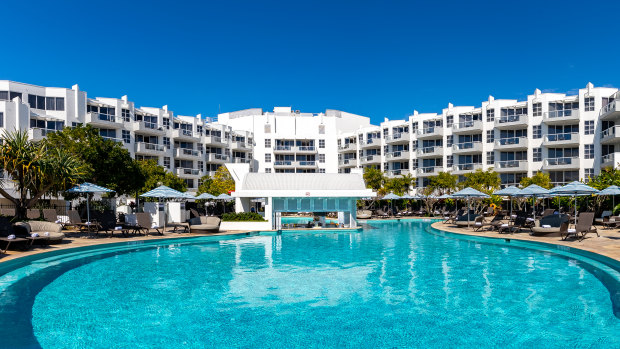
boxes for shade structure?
[437,193,452,199]
[215,193,233,200]
[66,182,115,224]
[195,193,217,200]
[598,185,620,213]
[493,186,523,217]
[382,193,401,200]
[551,181,599,224]
[140,185,191,232]
[451,187,489,227]
[400,193,415,199]
[515,184,550,220]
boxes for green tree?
[383,173,416,196]
[197,174,213,195]
[461,168,501,194]
[427,172,457,195]
[363,167,386,193]
[137,160,186,195]
[0,130,87,218]
[585,167,620,213]
[46,124,145,196]
[209,166,235,196]
[520,171,552,189]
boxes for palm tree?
[0,130,86,219]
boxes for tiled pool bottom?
[2,220,620,348]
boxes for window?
[486,130,494,143]
[122,109,131,122]
[265,139,271,148]
[122,130,130,144]
[163,137,170,148]
[0,112,3,128]
[584,120,594,135]
[319,139,325,148]
[27,94,64,111]
[319,154,325,163]
[532,103,542,117]
[447,135,453,147]
[486,151,494,165]
[486,109,495,122]
[447,155,453,167]
[446,115,454,127]
[533,148,542,162]
[265,168,271,173]
[585,168,594,180]
[198,161,204,171]
[319,169,326,173]
[584,97,595,112]
[584,144,594,159]
[533,125,542,139]
[10,92,22,101]
[163,157,170,169]
[265,154,271,163]
[0,91,8,100]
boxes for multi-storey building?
[0,81,254,193]
[2,80,618,192]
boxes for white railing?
[298,161,316,166]
[177,168,202,176]
[496,114,526,124]
[544,157,579,166]
[297,146,316,152]
[176,148,200,157]
[602,153,615,165]
[495,137,527,147]
[136,142,165,152]
[453,141,482,151]
[601,100,618,115]
[544,109,579,119]
[453,163,481,171]
[102,136,123,143]
[453,120,480,129]
[365,138,379,145]
[417,127,441,136]
[544,132,579,143]
[387,151,407,159]
[274,160,294,166]
[338,143,355,150]
[418,167,438,174]
[601,126,620,140]
[89,112,121,123]
[496,160,527,169]
[274,145,293,151]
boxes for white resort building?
[1,80,619,191]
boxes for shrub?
[222,212,266,222]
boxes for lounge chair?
[0,208,15,217]
[454,213,480,227]
[530,214,570,236]
[42,209,58,223]
[562,212,598,241]
[595,211,613,225]
[472,216,487,231]
[487,215,508,231]
[26,209,41,220]
[136,212,162,235]
[375,209,389,218]
[95,211,129,236]
[13,221,64,243]
[602,215,620,229]
[482,207,494,217]
[190,208,202,219]
[444,209,464,224]
[67,210,98,233]
[541,209,556,217]
[357,210,372,219]
[188,216,221,233]
[499,215,533,233]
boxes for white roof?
[233,173,376,198]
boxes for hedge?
[222,212,267,222]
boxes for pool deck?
[431,221,620,262]
[3,219,620,264]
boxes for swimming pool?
[281,216,337,224]
[1,219,620,348]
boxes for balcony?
[452,141,483,154]
[416,166,441,176]
[387,169,411,177]
[204,135,227,146]
[176,168,203,177]
[360,155,381,165]
[132,121,165,135]
[602,153,617,168]
[273,160,295,168]
[386,151,410,161]
[101,136,123,144]
[601,126,620,145]
[172,129,199,141]
[206,153,228,163]
[338,143,357,152]
[542,157,580,170]
[543,109,580,125]
[493,114,528,130]
[600,100,620,120]
[297,161,317,168]
[232,157,251,164]
[135,142,165,155]
[86,112,123,128]
[174,148,201,159]
[452,120,483,134]
[416,127,444,139]
[494,160,528,172]
[295,146,317,153]
[28,128,56,141]
[542,132,580,146]
[273,145,295,153]
[452,163,483,174]
[338,158,357,167]
[386,132,410,144]
[231,141,251,150]
[361,138,382,148]
[416,146,443,158]
[494,137,528,150]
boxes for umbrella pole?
[467,197,470,227]
[87,195,90,223]
[574,195,577,226]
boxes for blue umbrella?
[66,182,115,223]
[452,187,490,227]
[552,181,599,224]
[598,185,620,213]
[516,184,550,220]
[195,193,217,200]
[141,186,192,232]
[493,185,522,217]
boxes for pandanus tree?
[0,130,86,219]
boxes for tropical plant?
[209,166,235,196]
[520,171,552,189]
[137,160,186,196]
[0,130,87,218]
[196,174,214,196]
[427,172,457,195]
[384,173,416,196]
[221,212,266,221]
[363,167,386,192]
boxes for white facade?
[2,80,619,191]
[0,81,255,193]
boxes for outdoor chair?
[136,212,162,235]
[530,214,569,236]
[602,216,620,229]
[357,210,372,219]
[541,209,555,217]
[472,216,487,232]
[67,210,98,233]
[444,209,464,224]
[487,215,508,231]
[94,211,129,237]
[42,209,58,223]
[595,211,613,225]
[562,212,598,241]
[26,209,40,220]
[0,209,15,217]
[375,209,389,218]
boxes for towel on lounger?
[567,229,576,233]
[542,225,551,228]
[501,223,509,228]
[115,226,122,230]
[31,233,39,238]
[44,232,50,237]
[7,235,15,240]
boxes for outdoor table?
[26,236,49,246]
[0,237,28,253]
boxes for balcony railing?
[206,153,228,162]
[544,132,579,143]
[544,157,580,167]
[102,136,123,143]
[339,158,356,166]
[136,142,165,152]
[546,109,579,118]
[176,168,202,176]
[495,137,527,146]
[386,151,408,159]
[274,160,294,166]
[274,145,293,151]
[602,153,615,167]
[453,141,482,150]
[365,138,380,145]
[453,163,482,172]
[89,112,120,123]
[298,161,316,166]
[338,143,356,150]
[417,167,440,175]
[495,160,527,170]
[297,146,316,152]
[497,114,526,124]
[388,169,410,176]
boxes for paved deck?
[431,221,620,262]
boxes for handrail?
[496,160,526,168]
[454,141,482,150]
[495,137,526,146]
[496,114,526,123]
[136,142,164,152]
[544,132,578,142]
[545,157,578,166]
[545,109,579,118]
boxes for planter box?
[219,221,272,231]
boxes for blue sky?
[1,0,618,123]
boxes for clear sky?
[1,0,618,123]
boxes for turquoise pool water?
[281,216,337,224]
[1,220,620,348]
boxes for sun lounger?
[188,216,221,233]
[562,212,598,241]
[136,212,162,235]
[595,211,613,224]
[26,209,41,220]
[357,210,372,219]
[530,214,569,236]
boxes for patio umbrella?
[451,187,490,227]
[551,181,599,225]
[215,193,234,213]
[382,193,401,215]
[493,185,522,218]
[140,185,190,232]
[66,182,115,224]
[598,185,620,214]
[195,193,217,200]
[515,184,550,220]
[400,193,415,213]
